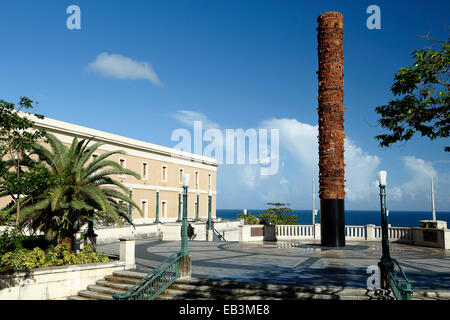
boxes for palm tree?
[18,133,142,249]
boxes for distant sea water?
[216,209,450,228]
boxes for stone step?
[168,283,292,298]
[158,289,364,300]
[169,282,368,297]
[104,275,143,285]
[72,269,449,301]
[87,284,126,296]
[158,286,369,300]
[96,279,135,291]
[112,270,148,280]
[172,278,370,294]
[157,295,211,300]
[78,290,114,300]
[66,295,95,300]
[160,288,234,300]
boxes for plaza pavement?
[97,239,450,291]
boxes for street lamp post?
[207,190,212,241]
[431,176,436,221]
[180,174,190,255]
[154,187,160,224]
[128,186,133,222]
[177,188,182,222]
[376,170,413,299]
[377,170,392,290]
[195,190,200,221]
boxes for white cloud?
[242,165,260,189]
[390,186,403,202]
[173,110,219,130]
[262,118,381,202]
[87,52,163,86]
[261,118,318,170]
[398,156,437,201]
[172,113,383,208]
[344,138,381,201]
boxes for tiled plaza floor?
[97,239,450,290]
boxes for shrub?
[0,247,46,272]
[0,229,55,255]
[237,208,298,225]
[0,243,109,273]
[237,213,259,225]
[0,229,25,255]
[258,213,298,225]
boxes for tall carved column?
[317,12,346,247]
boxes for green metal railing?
[113,252,182,300]
[212,226,226,241]
[388,258,414,300]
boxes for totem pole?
[317,12,346,247]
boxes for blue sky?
[0,0,449,211]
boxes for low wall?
[161,223,181,241]
[269,224,449,249]
[187,219,243,242]
[213,219,243,241]
[77,223,162,246]
[411,227,450,249]
[239,224,276,242]
[0,260,126,300]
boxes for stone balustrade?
[273,224,415,243]
[276,225,315,240]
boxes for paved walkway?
[97,239,450,291]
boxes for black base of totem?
[320,199,345,248]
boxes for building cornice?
[24,112,218,168]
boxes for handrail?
[211,221,226,241]
[212,226,226,241]
[389,258,414,300]
[113,252,181,300]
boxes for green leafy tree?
[259,202,297,225]
[16,133,142,247]
[0,97,46,226]
[375,39,449,152]
[237,212,259,225]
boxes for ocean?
[216,209,450,228]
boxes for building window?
[179,168,184,184]
[162,165,167,182]
[142,162,148,180]
[195,171,199,188]
[118,158,126,178]
[161,200,167,218]
[208,173,212,189]
[141,200,148,218]
[91,154,100,175]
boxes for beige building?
[4,115,218,224]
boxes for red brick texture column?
[317,12,346,247]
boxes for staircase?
[67,271,447,300]
[67,270,147,300]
